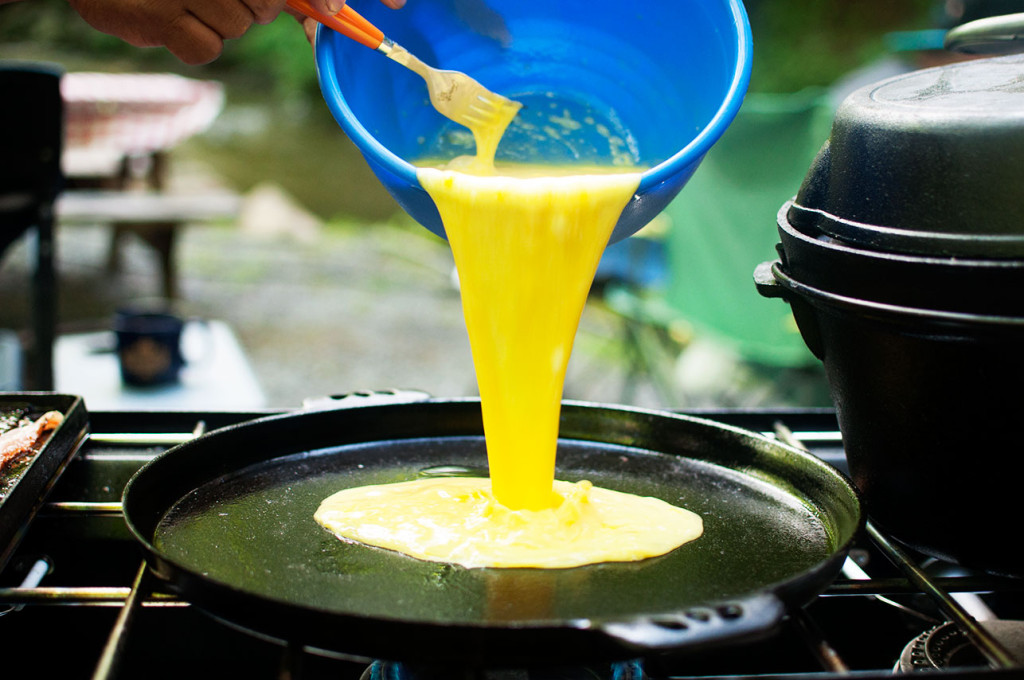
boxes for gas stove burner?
[360,659,646,680]
[13,407,1024,679]
[897,621,1024,672]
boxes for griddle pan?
[122,399,861,666]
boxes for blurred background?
[0,0,940,410]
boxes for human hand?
[65,0,383,65]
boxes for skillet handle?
[596,593,785,651]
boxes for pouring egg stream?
[315,93,703,569]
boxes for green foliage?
[745,0,936,92]
[1,0,167,66]
[3,0,938,99]
[213,16,320,101]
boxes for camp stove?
[1,407,1024,679]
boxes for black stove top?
[2,408,1023,679]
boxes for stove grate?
[0,411,1022,680]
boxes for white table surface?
[55,320,266,411]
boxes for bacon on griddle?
[0,411,64,473]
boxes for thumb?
[302,16,318,45]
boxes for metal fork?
[382,42,521,134]
[288,0,521,136]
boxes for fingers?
[300,0,404,18]
[163,11,231,64]
[302,0,345,16]
[67,0,406,66]
[188,0,256,41]
[153,0,286,65]
[243,0,290,25]
[301,16,318,45]
[163,0,277,65]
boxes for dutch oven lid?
[791,53,1024,258]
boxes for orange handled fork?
[287,0,522,140]
[287,0,391,51]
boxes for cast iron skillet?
[122,398,861,667]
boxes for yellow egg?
[315,94,703,569]
[315,478,703,569]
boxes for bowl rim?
[312,0,753,193]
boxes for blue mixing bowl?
[314,0,752,243]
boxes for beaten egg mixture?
[315,478,702,569]
[316,87,703,569]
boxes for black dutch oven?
[122,398,861,668]
[792,53,1024,258]
[757,54,1024,576]
[776,201,1024,316]
[757,262,1024,576]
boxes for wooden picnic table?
[61,71,224,181]
[58,72,236,299]
[55,190,241,299]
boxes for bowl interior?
[315,0,750,184]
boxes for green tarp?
[662,89,835,367]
